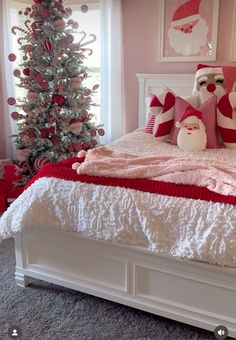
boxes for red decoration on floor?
[0,163,24,212]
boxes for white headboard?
[136,74,195,128]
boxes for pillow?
[153,91,176,141]
[144,93,165,134]
[217,92,236,149]
[222,66,236,92]
[144,112,155,134]
[144,87,175,137]
[171,95,219,148]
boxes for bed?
[1,73,236,338]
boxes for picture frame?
[230,0,236,62]
[159,0,219,62]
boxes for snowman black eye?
[181,27,184,31]
[216,79,224,84]
[199,81,206,86]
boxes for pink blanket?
[72,146,236,196]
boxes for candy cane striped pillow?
[217,92,236,149]
[153,91,176,141]
[145,92,165,134]
[144,88,174,135]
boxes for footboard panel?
[14,228,236,338]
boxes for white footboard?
[14,228,236,338]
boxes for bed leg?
[15,272,29,287]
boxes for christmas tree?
[7,0,104,184]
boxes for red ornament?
[51,135,61,145]
[8,53,16,62]
[40,128,49,138]
[69,118,78,125]
[27,129,37,138]
[98,128,105,136]
[11,112,21,120]
[40,9,49,17]
[89,129,96,137]
[81,4,89,13]
[7,97,16,106]
[43,40,53,52]
[23,68,30,76]
[73,144,82,151]
[34,73,48,90]
[52,94,65,106]
[90,139,98,147]
[13,69,21,77]
[31,21,43,29]
[34,0,43,3]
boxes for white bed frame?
[14,74,236,338]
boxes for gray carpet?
[0,238,229,340]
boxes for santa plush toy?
[176,107,207,152]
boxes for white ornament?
[53,18,65,33]
[16,149,29,162]
[70,121,83,135]
[69,77,82,89]
[27,91,38,103]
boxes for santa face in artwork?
[168,0,209,56]
[177,116,207,152]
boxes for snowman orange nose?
[207,83,216,92]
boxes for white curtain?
[100,0,124,143]
[0,0,17,158]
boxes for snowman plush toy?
[176,107,207,152]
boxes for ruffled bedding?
[0,129,236,267]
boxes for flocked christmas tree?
[7,0,104,184]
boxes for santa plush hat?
[171,0,201,27]
[192,64,224,93]
[176,107,203,128]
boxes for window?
[69,2,101,124]
[9,0,101,123]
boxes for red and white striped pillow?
[144,95,162,133]
[199,87,236,149]
[153,91,176,141]
[217,92,236,149]
[144,88,176,141]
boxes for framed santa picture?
[159,0,219,62]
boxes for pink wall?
[122,0,236,133]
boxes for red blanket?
[25,157,236,205]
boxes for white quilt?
[1,129,236,267]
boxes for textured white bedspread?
[0,129,236,267]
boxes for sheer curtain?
[0,0,17,158]
[100,0,124,143]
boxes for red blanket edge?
[24,157,236,205]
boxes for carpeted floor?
[0,238,229,340]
